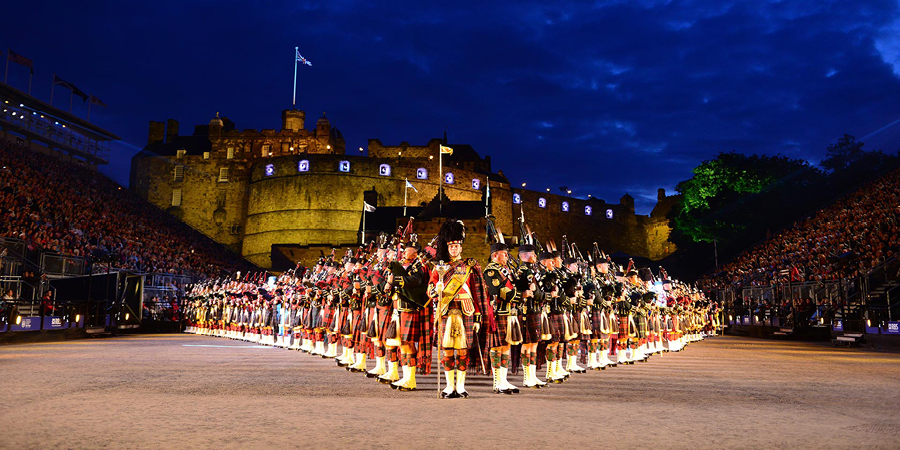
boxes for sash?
[437,264,473,316]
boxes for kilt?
[437,312,475,349]
[523,311,541,344]
[346,309,361,338]
[636,317,649,339]
[565,311,579,341]
[591,309,605,336]
[548,312,566,343]
[352,309,367,348]
[377,305,394,344]
[336,307,351,335]
[487,314,508,349]
[321,304,336,331]
[399,309,423,343]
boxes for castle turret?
[282,109,305,132]
[209,112,223,140]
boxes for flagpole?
[438,146,443,215]
[404,178,408,217]
[361,204,366,245]
[292,46,298,107]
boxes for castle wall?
[131,111,677,270]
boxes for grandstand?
[0,85,256,335]
[702,166,900,344]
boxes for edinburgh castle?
[129,109,679,269]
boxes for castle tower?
[209,112,223,140]
[282,109,305,132]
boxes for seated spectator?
[0,138,255,279]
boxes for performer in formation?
[182,218,721,398]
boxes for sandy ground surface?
[1,334,899,449]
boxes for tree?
[669,152,822,246]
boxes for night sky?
[5,1,900,214]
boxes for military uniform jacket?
[483,261,519,316]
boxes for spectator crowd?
[703,167,900,289]
[0,138,253,279]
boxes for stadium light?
[125,313,129,321]
[16,316,21,325]
[358,147,363,152]
[75,314,80,323]
[522,182,526,187]
[19,103,23,107]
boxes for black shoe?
[493,388,507,394]
[365,372,378,378]
[398,386,416,392]
[441,390,458,399]
[458,390,469,398]
[508,387,520,394]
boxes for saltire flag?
[89,95,107,107]
[53,75,88,101]
[405,179,418,193]
[363,202,376,212]
[440,145,453,155]
[296,49,312,67]
[8,49,34,74]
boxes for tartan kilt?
[337,307,352,335]
[399,309,423,343]
[523,311,541,344]
[591,309,606,336]
[352,309,367,348]
[548,312,566,343]
[377,305,394,343]
[636,318,649,339]
[487,314,509,349]
[310,306,322,329]
[436,313,476,349]
[321,304,336,331]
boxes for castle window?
[444,172,454,184]
[561,201,569,212]
[298,160,309,172]
[513,193,521,204]
[379,164,391,176]
[218,167,229,182]
[606,209,614,219]
[203,152,210,160]
[339,160,351,173]
[262,144,271,157]
[171,189,182,207]
[538,197,547,208]
[226,147,234,159]
[584,206,592,216]
[265,164,275,176]
[472,178,481,190]
[176,149,186,159]
[173,165,184,182]
[416,168,428,180]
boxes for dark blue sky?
[4,1,900,214]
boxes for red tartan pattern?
[399,310,422,342]
[377,305,394,344]
[321,304,336,330]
